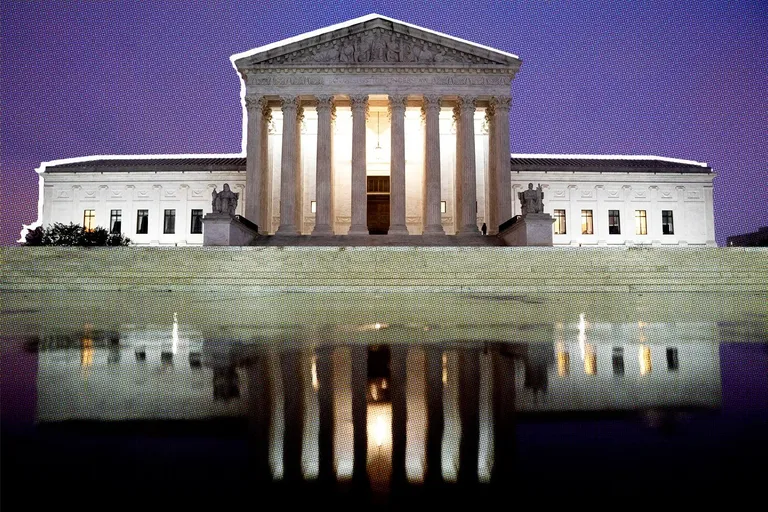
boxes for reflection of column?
[389,95,409,235]
[406,347,427,484]
[348,95,369,236]
[268,352,284,479]
[391,345,407,486]
[277,97,300,235]
[478,349,494,483]
[313,97,335,235]
[426,347,444,484]
[281,350,303,481]
[333,347,353,481]
[422,96,445,234]
[458,349,479,484]
[442,350,460,482]
[317,346,335,483]
[491,348,516,483]
[246,355,272,480]
[351,344,368,484]
[301,350,319,480]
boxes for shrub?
[24,223,131,246]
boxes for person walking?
[481,222,487,235]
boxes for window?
[553,209,566,235]
[662,210,674,235]
[666,347,679,371]
[440,201,447,213]
[608,210,621,235]
[136,210,149,234]
[581,209,594,235]
[109,210,122,234]
[83,209,96,232]
[310,201,317,213]
[163,209,176,234]
[635,210,647,235]
[190,209,203,234]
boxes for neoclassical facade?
[25,14,716,246]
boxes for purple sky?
[2,0,766,246]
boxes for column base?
[423,224,445,235]
[347,224,369,236]
[388,225,409,236]
[456,225,481,236]
[275,224,300,236]
[311,225,334,236]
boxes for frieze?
[246,73,512,87]
[258,28,502,67]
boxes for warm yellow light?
[311,355,319,391]
[310,200,317,213]
[556,342,570,377]
[81,337,93,369]
[375,414,387,447]
[374,322,382,330]
[639,345,652,375]
[442,352,448,385]
[584,343,596,375]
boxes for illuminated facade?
[25,14,716,246]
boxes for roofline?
[229,13,520,66]
[37,153,246,174]
[510,153,709,168]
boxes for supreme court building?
[27,14,717,246]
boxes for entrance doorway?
[367,176,390,235]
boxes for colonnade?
[244,94,513,235]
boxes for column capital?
[490,95,512,111]
[349,94,368,111]
[315,95,335,111]
[279,96,300,112]
[388,94,408,109]
[456,96,479,113]
[245,96,261,111]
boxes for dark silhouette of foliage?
[24,223,131,246]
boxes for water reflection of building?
[35,320,722,488]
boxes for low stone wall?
[2,246,767,293]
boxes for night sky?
[2,0,766,246]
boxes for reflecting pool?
[2,292,767,508]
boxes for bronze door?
[367,195,390,235]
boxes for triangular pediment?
[232,14,520,69]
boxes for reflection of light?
[578,313,587,360]
[442,352,448,385]
[311,355,319,391]
[584,343,596,375]
[639,345,652,375]
[556,341,570,377]
[381,378,388,390]
[370,383,378,401]
[375,415,386,447]
[171,312,179,354]
[81,337,93,369]
[374,322,382,330]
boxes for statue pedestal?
[203,214,258,246]
[498,213,554,247]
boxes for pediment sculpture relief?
[261,28,499,66]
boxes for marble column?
[388,95,409,235]
[276,97,300,235]
[422,96,445,235]
[313,96,335,235]
[485,104,499,235]
[348,95,369,235]
[455,97,481,236]
[492,96,513,227]
[244,96,269,227]
[259,104,273,234]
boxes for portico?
[233,14,521,236]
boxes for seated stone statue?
[211,184,239,216]
[518,183,544,215]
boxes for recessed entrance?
[367,176,390,235]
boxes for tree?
[24,223,131,246]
